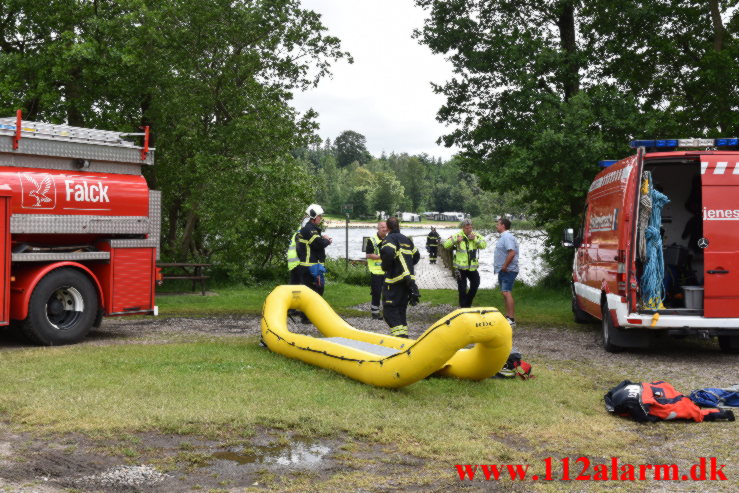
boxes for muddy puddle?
[211,437,331,468]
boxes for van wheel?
[718,336,739,354]
[22,268,98,346]
[601,304,624,353]
[571,285,594,323]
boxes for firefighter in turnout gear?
[380,217,420,338]
[443,218,487,308]
[295,204,332,304]
[365,221,388,320]
[426,226,440,264]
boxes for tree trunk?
[180,207,199,259]
[556,1,580,101]
[707,0,730,134]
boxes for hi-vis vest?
[368,234,384,275]
[443,230,487,271]
[287,232,299,271]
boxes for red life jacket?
[605,380,735,423]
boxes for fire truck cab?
[567,138,739,353]
[0,113,159,345]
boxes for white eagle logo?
[20,173,56,209]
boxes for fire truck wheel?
[22,268,99,346]
[718,336,739,354]
[601,303,624,353]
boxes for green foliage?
[324,259,370,286]
[415,0,739,285]
[0,0,350,280]
[334,130,371,167]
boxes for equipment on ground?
[261,285,512,388]
[0,112,159,345]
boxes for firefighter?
[443,218,487,308]
[365,220,389,319]
[295,204,332,308]
[380,216,420,338]
[426,226,440,264]
[287,227,301,285]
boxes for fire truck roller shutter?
[18,266,101,345]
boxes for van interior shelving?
[638,158,703,312]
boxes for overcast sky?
[292,0,459,160]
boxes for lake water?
[324,226,548,288]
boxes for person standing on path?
[365,220,388,320]
[295,204,332,324]
[426,227,440,264]
[380,217,420,338]
[494,217,519,328]
[443,219,487,308]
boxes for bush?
[324,258,370,286]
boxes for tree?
[414,0,738,283]
[0,0,350,279]
[371,172,405,215]
[335,130,371,167]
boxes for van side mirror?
[562,228,577,248]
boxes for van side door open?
[700,155,739,317]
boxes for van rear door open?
[701,155,739,317]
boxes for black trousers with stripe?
[382,282,409,331]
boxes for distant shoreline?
[325,219,458,229]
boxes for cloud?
[293,0,459,160]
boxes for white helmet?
[306,203,324,219]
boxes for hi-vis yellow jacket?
[443,230,487,271]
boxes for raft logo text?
[456,457,727,482]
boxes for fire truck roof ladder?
[0,112,154,165]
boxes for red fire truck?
[0,112,159,345]
[567,138,739,353]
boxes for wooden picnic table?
[157,262,212,295]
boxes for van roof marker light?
[599,160,618,168]
[630,138,739,150]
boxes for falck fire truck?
[567,138,739,353]
[0,112,159,345]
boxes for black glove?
[406,278,421,306]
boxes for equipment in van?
[566,137,739,353]
[605,380,735,422]
[638,172,670,309]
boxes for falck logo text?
[20,173,111,210]
[20,172,56,209]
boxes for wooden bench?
[157,263,212,295]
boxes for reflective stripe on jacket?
[443,230,487,271]
[367,234,384,275]
[380,232,420,284]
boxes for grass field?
[0,283,734,491]
[156,281,574,327]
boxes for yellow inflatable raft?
[260,285,512,388]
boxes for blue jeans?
[498,270,518,292]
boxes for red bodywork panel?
[0,167,149,217]
[10,262,104,320]
[92,242,155,315]
[700,155,739,317]
[0,189,10,324]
